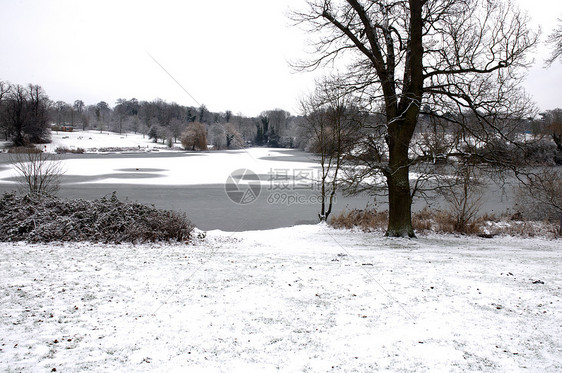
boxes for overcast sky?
[0,0,560,117]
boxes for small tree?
[181,122,208,151]
[10,150,65,196]
[255,116,269,145]
[210,123,226,150]
[438,160,487,233]
[147,126,159,143]
[225,123,244,149]
[299,78,364,221]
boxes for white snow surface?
[43,130,163,153]
[1,224,561,372]
[0,130,317,186]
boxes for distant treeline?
[0,80,301,149]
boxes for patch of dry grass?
[330,208,388,232]
[330,207,560,238]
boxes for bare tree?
[95,101,111,132]
[225,123,244,149]
[198,104,209,124]
[210,123,226,150]
[546,18,562,66]
[542,109,562,154]
[438,161,487,232]
[53,101,71,126]
[292,0,537,237]
[148,124,169,144]
[264,109,291,146]
[10,150,65,196]
[2,84,48,145]
[0,80,10,102]
[299,78,364,221]
[0,80,11,141]
[225,110,233,123]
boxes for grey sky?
[0,0,560,116]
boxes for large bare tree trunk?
[386,166,415,238]
[381,0,422,237]
[385,118,416,237]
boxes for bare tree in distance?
[0,80,11,141]
[225,123,245,149]
[263,109,291,146]
[0,80,10,101]
[2,83,50,146]
[210,123,226,150]
[95,101,111,133]
[291,0,538,237]
[10,150,65,196]
[541,109,562,155]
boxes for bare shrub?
[9,150,65,196]
[438,163,487,233]
[0,192,194,243]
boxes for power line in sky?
[146,51,202,107]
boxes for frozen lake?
[0,149,516,231]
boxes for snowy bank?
[1,224,561,372]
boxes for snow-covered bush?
[0,192,194,243]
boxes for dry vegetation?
[330,207,560,238]
[55,146,85,154]
[6,146,42,154]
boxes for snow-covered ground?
[0,130,317,186]
[1,225,561,372]
[42,130,165,153]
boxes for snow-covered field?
[1,225,561,372]
[42,130,165,153]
